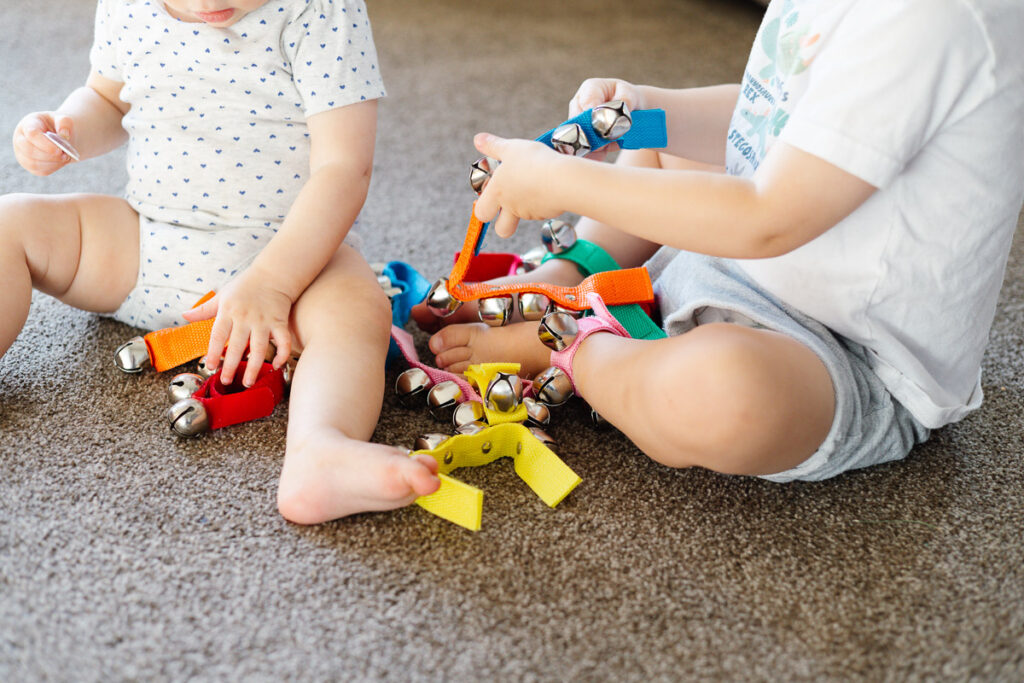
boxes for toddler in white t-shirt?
[4,0,442,522]
[415,0,1024,481]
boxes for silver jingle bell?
[590,406,612,430]
[522,397,551,428]
[469,155,499,194]
[532,366,574,406]
[370,262,388,276]
[519,245,548,273]
[540,219,577,255]
[196,357,216,379]
[167,398,210,437]
[396,367,433,407]
[591,99,633,140]
[168,373,205,403]
[550,122,591,157]
[376,274,393,289]
[414,433,450,452]
[538,311,579,351]
[425,278,463,318]
[453,400,487,429]
[427,380,463,422]
[477,295,515,327]
[113,336,150,374]
[484,372,524,413]
[528,426,557,449]
[518,292,551,321]
[550,302,585,319]
[454,420,488,437]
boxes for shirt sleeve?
[779,0,993,188]
[88,0,122,81]
[283,0,386,118]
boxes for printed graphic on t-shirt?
[726,0,820,177]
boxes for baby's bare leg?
[573,323,835,477]
[0,192,139,356]
[275,245,440,525]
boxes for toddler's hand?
[13,112,76,176]
[473,133,568,239]
[182,267,294,388]
[568,78,645,162]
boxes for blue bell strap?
[381,260,431,368]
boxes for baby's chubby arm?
[13,70,129,176]
[183,100,378,388]
[475,80,876,259]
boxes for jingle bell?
[427,380,463,422]
[590,406,611,429]
[591,99,632,140]
[551,303,584,319]
[540,219,577,255]
[528,426,557,449]
[453,400,487,429]
[478,295,515,327]
[376,274,393,289]
[114,336,150,374]
[538,311,579,351]
[550,122,591,157]
[455,420,488,437]
[425,278,463,318]
[484,372,524,413]
[532,366,574,406]
[196,357,216,379]
[518,292,551,321]
[168,373,205,403]
[167,398,210,437]
[470,156,499,194]
[414,433,450,452]
[519,245,547,273]
[395,367,433,407]
[522,397,551,428]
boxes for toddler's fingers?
[53,114,74,141]
[473,132,506,161]
[493,209,520,239]
[269,327,292,370]
[204,314,231,373]
[244,331,270,386]
[219,324,251,385]
[181,295,219,322]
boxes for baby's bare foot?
[428,321,552,376]
[277,434,441,525]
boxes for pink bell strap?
[390,326,482,403]
[549,293,630,396]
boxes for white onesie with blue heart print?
[89,0,385,330]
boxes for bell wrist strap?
[193,360,287,430]
[540,238,620,277]
[550,293,631,396]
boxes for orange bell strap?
[412,422,582,531]
[448,211,654,311]
[140,291,217,372]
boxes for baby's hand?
[182,267,294,388]
[568,78,645,162]
[13,112,77,176]
[473,133,568,239]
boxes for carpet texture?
[2,0,1023,679]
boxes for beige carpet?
[2,0,1023,679]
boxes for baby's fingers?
[269,326,292,370]
[243,332,271,387]
[204,314,231,374]
[219,324,252,385]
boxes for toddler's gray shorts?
[645,247,930,482]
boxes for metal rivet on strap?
[516,442,523,455]
[444,451,454,465]
[481,441,492,454]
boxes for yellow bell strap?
[462,363,528,425]
[412,422,582,531]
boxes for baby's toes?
[404,455,442,496]
[435,345,473,373]
[428,323,482,356]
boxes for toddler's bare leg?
[275,245,440,525]
[573,323,835,477]
[0,193,139,356]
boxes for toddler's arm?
[184,100,378,387]
[475,127,876,259]
[13,70,128,176]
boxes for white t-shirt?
[89,0,385,231]
[726,0,1024,428]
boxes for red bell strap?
[192,360,287,430]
